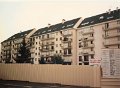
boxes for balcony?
[82,29,94,35]
[102,26,120,31]
[103,33,120,39]
[62,33,72,37]
[41,36,55,41]
[41,48,54,52]
[80,50,95,55]
[41,42,55,46]
[63,53,72,56]
[82,37,94,41]
[62,38,72,43]
[62,45,72,49]
[103,41,120,46]
[83,44,94,49]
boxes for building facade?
[1,29,36,63]
[29,18,82,64]
[77,9,120,65]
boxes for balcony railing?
[62,38,72,43]
[63,53,72,56]
[103,41,120,46]
[41,42,55,46]
[103,33,120,39]
[83,44,94,49]
[41,36,55,41]
[80,50,95,55]
[62,45,72,49]
[41,48,54,52]
[82,29,94,35]
[102,26,120,31]
[82,37,94,41]
[62,33,72,37]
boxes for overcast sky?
[0,0,120,42]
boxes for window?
[90,33,94,37]
[84,55,89,61]
[56,38,58,41]
[68,49,72,54]
[51,46,54,50]
[36,37,38,39]
[60,44,62,47]
[84,41,88,47]
[118,44,120,48]
[47,34,49,38]
[60,50,62,53]
[79,56,82,61]
[42,35,44,39]
[64,49,67,55]
[60,31,62,34]
[91,48,93,51]
[105,31,109,37]
[36,47,37,50]
[79,42,82,48]
[56,44,58,47]
[91,54,94,59]
[36,42,37,45]
[91,41,93,44]
[60,37,62,40]
[35,53,37,55]
[56,51,58,53]
[79,63,82,65]
[39,36,41,39]
[105,23,109,29]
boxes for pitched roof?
[78,9,120,27]
[32,17,81,37]
[2,29,34,43]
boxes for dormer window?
[99,16,104,20]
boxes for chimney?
[48,23,51,28]
[108,9,111,14]
[116,7,119,10]
[62,19,65,24]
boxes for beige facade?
[1,29,36,63]
[30,18,82,65]
[77,9,120,65]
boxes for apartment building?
[77,8,120,65]
[1,29,36,63]
[30,18,82,64]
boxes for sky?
[0,0,120,43]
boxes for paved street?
[0,80,90,88]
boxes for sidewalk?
[0,80,90,88]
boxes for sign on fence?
[101,49,120,78]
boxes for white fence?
[0,64,101,87]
